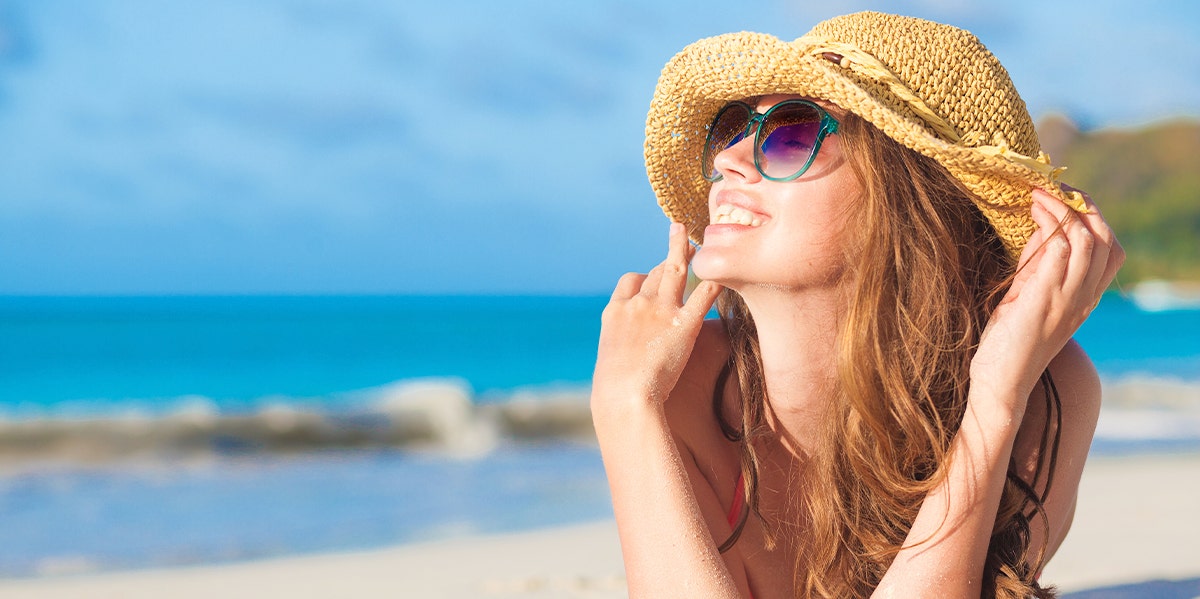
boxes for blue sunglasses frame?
[702,99,840,183]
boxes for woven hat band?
[797,35,964,143]
[795,33,1073,187]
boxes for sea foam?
[3,374,1197,463]
[0,378,594,463]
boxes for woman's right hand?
[593,224,743,599]
[591,222,723,415]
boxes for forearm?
[590,222,731,596]
[875,184,1122,596]
[595,398,740,598]
[873,383,1026,598]
[873,184,1121,596]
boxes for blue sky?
[1,0,1197,295]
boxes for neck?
[736,283,843,456]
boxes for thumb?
[682,280,722,320]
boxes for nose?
[711,135,762,183]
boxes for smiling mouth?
[711,204,764,227]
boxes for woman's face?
[690,95,861,294]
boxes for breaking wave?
[0,378,594,462]
[3,374,1198,462]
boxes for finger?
[1009,197,1059,295]
[1032,190,1072,287]
[1022,195,1070,299]
[1037,190,1095,298]
[1072,188,1114,249]
[1024,234,1070,308]
[641,263,665,296]
[611,272,647,300]
[660,222,692,301]
[1034,186,1073,222]
[1099,237,1126,297]
[1071,189,1124,298]
[1015,216,1048,273]
[639,223,686,295]
[1074,223,1112,307]
[1045,188,1109,306]
[681,280,723,321]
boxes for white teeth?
[712,204,763,227]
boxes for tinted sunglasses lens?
[703,104,751,180]
[757,103,823,179]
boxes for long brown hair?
[713,111,1061,598]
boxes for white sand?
[0,522,627,599]
[1039,451,1200,591]
[2,452,1198,598]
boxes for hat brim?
[644,32,1081,259]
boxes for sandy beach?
[2,451,1198,598]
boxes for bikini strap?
[726,471,746,529]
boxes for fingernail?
[670,222,684,236]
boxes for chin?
[694,246,848,296]
[691,246,743,288]
[689,246,720,280]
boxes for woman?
[592,12,1123,599]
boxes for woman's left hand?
[882,186,1121,598]
[970,186,1124,410]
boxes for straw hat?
[644,11,1086,258]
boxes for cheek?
[772,186,859,281]
[780,184,857,255]
[808,206,854,259]
[813,169,861,249]
[775,233,848,286]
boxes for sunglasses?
[702,99,840,182]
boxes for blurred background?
[0,0,1198,583]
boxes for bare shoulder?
[663,319,732,436]
[662,319,754,590]
[1044,338,1102,422]
[1016,338,1102,460]
[679,318,732,394]
[661,318,742,498]
[1014,338,1103,563]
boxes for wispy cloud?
[0,0,1196,294]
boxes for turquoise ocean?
[0,294,1197,577]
